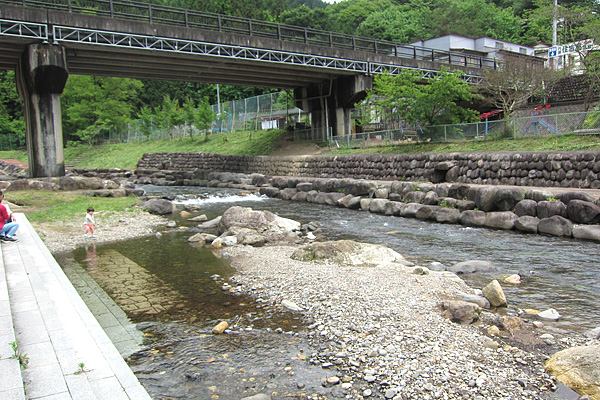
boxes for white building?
[397,35,536,68]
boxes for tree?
[0,71,25,150]
[137,105,156,141]
[158,95,185,140]
[61,75,143,144]
[278,5,331,30]
[427,0,524,42]
[356,6,429,43]
[325,0,395,35]
[195,97,216,139]
[365,68,481,131]
[481,53,557,118]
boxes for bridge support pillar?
[295,75,371,142]
[16,44,69,178]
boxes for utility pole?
[553,0,559,70]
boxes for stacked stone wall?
[137,151,600,189]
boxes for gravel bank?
[222,244,591,400]
[31,208,168,254]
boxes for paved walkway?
[0,213,151,400]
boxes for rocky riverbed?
[220,244,596,400]
[29,203,599,399]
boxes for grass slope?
[0,130,599,170]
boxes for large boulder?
[415,205,438,221]
[435,207,461,224]
[345,180,377,196]
[545,345,600,399]
[369,198,389,214]
[566,200,600,224]
[290,240,405,266]
[514,216,540,233]
[141,199,173,215]
[513,199,538,217]
[538,216,573,237]
[450,260,496,274]
[537,200,567,219]
[400,203,424,218]
[384,201,405,216]
[218,206,300,236]
[338,195,361,209]
[493,188,525,211]
[555,191,596,205]
[484,211,517,230]
[279,188,297,200]
[482,280,508,307]
[404,191,426,203]
[459,210,486,227]
[573,225,600,242]
[470,186,498,212]
[441,300,481,324]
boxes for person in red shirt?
[0,190,19,242]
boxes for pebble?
[222,244,589,400]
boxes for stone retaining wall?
[137,151,600,189]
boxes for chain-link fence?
[329,110,600,149]
[92,91,309,143]
[209,91,303,133]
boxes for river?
[62,185,599,399]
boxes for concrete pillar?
[335,107,352,138]
[295,75,371,142]
[15,44,68,178]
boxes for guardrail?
[0,0,497,70]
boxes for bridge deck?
[0,214,150,400]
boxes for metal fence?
[92,91,307,143]
[209,91,305,134]
[329,110,600,149]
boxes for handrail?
[0,0,497,69]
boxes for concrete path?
[0,213,151,400]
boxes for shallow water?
[62,185,599,399]
[142,185,600,333]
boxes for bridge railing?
[1,0,497,69]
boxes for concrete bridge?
[0,0,489,177]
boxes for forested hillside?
[1,0,599,149]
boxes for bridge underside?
[0,4,483,176]
[0,40,357,90]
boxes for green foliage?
[9,341,29,370]
[196,97,217,137]
[365,68,481,131]
[427,0,524,42]
[278,5,331,30]
[61,75,143,144]
[357,5,429,43]
[0,71,25,150]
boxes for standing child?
[84,207,101,238]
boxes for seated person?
[0,190,18,242]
